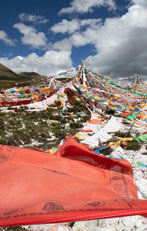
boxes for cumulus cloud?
[51,19,79,34]
[13,23,48,49]
[0,30,15,46]
[84,1,147,78]
[1,0,147,80]
[70,23,99,47]
[52,18,101,50]
[52,18,100,51]
[132,0,147,7]
[51,18,101,34]
[0,50,73,76]
[19,13,49,24]
[53,0,147,79]
[59,0,116,15]
[53,38,73,51]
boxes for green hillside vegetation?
[0,103,91,150]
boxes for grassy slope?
[0,103,91,150]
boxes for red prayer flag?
[0,136,146,227]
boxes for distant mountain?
[0,63,47,80]
[0,63,19,80]
[19,72,47,80]
[0,63,47,89]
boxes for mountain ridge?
[0,63,19,80]
[0,63,47,89]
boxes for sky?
[0,0,147,80]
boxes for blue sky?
[0,0,147,80]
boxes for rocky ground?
[0,103,146,231]
[0,103,90,150]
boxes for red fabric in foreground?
[0,136,146,227]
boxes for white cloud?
[52,18,101,50]
[132,0,147,7]
[0,30,15,46]
[1,0,147,80]
[0,50,73,76]
[54,0,147,78]
[70,23,99,47]
[59,0,116,15]
[51,19,79,34]
[53,38,73,51]
[122,4,147,27]
[83,1,147,78]
[70,31,93,47]
[19,13,49,24]
[13,23,48,49]
[51,18,101,34]
[53,19,101,50]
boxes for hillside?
[19,71,47,80]
[0,63,19,80]
[0,63,47,89]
